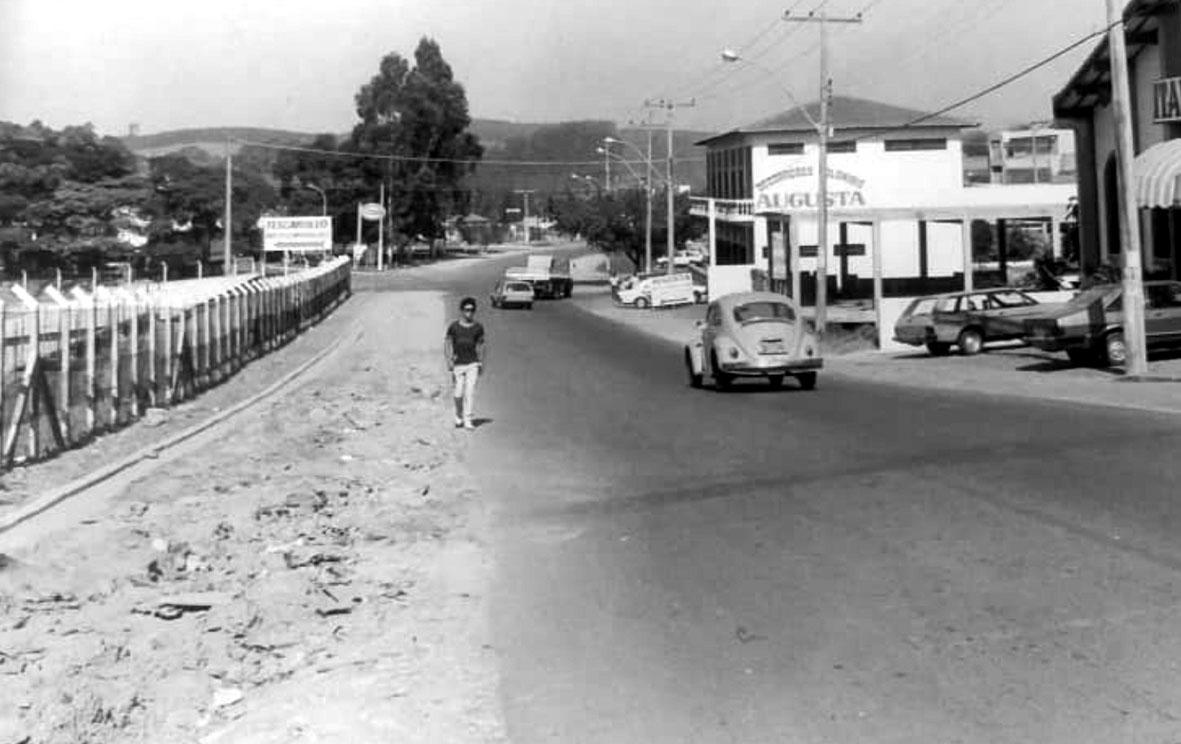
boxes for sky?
[0,0,1113,138]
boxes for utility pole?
[513,189,535,244]
[224,140,233,275]
[1107,0,1148,375]
[646,98,695,275]
[785,8,862,340]
[645,127,654,273]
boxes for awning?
[1134,138,1181,208]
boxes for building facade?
[988,127,1078,184]
[1053,0,1181,280]
[691,97,1077,302]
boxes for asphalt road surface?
[381,254,1181,743]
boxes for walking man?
[444,296,486,429]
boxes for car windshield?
[904,298,938,316]
[733,301,795,324]
[987,290,1036,308]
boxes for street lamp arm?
[720,51,821,132]
[603,137,665,182]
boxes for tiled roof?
[696,96,976,145]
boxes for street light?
[595,142,613,192]
[299,180,327,216]
[722,46,831,339]
[602,136,661,273]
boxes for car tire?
[635,296,650,310]
[957,328,984,356]
[1102,331,1127,367]
[685,352,703,389]
[926,342,952,356]
[525,302,533,310]
[711,352,732,391]
[768,374,784,389]
[797,372,818,390]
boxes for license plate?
[759,341,786,354]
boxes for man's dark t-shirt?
[447,321,484,365]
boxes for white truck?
[614,272,702,309]
[503,254,573,299]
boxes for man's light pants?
[452,363,480,423]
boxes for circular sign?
[359,202,386,221]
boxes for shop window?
[827,140,857,153]
[769,142,804,155]
[885,138,947,152]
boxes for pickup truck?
[504,254,573,299]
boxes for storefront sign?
[1153,76,1181,123]
[754,166,867,212]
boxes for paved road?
[378,255,1181,743]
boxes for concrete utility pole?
[646,98,695,275]
[224,140,233,275]
[785,8,862,340]
[1106,0,1148,375]
[513,189,535,244]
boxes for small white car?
[490,279,534,309]
[685,291,822,390]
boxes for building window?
[827,140,857,154]
[768,142,804,155]
[885,138,947,152]
[1005,135,1057,158]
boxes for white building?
[988,127,1078,184]
[691,96,1077,312]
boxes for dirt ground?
[0,290,506,744]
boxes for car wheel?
[768,374,784,389]
[635,296,650,310]
[525,302,533,310]
[797,372,818,390]
[685,351,703,389]
[926,342,952,356]
[957,328,984,356]
[1102,331,1127,367]
[711,352,732,391]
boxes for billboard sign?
[1154,76,1181,123]
[359,202,386,221]
[259,216,332,253]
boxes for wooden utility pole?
[224,140,233,275]
[645,98,695,275]
[785,8,862,340]
[1107,0,1148,375]
[513,189,535,244]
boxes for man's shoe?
[454,418,463,428]
[463,420,475,430]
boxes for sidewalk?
[569,285,1181,417]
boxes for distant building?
[988,127,1077,184]
[1053,0,1181,280]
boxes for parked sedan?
[684,291,822,391]
[1023,280,1181,366]
[490,279,534,309]
[894,288,1048,356]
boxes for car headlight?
[728,347,740,359]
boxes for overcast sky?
[0,0,1111,137]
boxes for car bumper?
[719,357,823,376]
[1026,335,1089,352]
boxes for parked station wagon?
[1023,281,1181,366]
[894,288,1049,356]
[684,291,822,391]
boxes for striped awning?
[1134,138,1181,208]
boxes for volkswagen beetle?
[684,291,822,390]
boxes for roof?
[695,96,977,146]
[1053,0,1175,119]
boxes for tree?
[350,38,484,257]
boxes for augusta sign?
[754,166,867,212]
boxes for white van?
[615,272,697,309]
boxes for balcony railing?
[688,197,754,220]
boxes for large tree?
[350,38,483,257]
